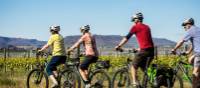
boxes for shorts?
[132,47,154,71]
[80,55,98,70]
[46,56,66,76]
[194,56,200,67]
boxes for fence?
[0,45,188,59]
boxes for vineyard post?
[3,48,6,60]
[3,48,7,72]
[7,48,10,58]
[27,50,30,58]
[77,45,80,56]
[155,46,158,60]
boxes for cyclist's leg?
[140,48,154,72]
[46,56,59,86]
[79,56,98,83]
[46,56,66,87]
[131,51,147,85]
[192,56,200,88]
[188,55,195,64]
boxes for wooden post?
[155,46,158,60]
[27,50,30,58]
[3,48,7,72]
[3,48,6,60]
[77,45,80,57]
[7,48,10,58]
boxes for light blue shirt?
[183,26,200,53]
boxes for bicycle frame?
[172,53,193,87]
[174,60,192,84]
[66,58,94,86]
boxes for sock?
[50,75,58,85]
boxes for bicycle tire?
[90,69,111,88]
[26,69,49,88]
[60,69,81,88]
[170,74,183,88]
[112,68,131,88]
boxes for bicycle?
[26,51,68,88]
[112,48,171,88]
[170,52,193,88]
[61,53,112,88]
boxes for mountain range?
[0,35,176,49]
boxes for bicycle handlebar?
[170,51,187,56]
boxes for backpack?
[154,67,174,87]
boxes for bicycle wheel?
[171,74,183,88]
[143,75,172,88]
[90,69,111,88]
[112,68,131,88]
[60,69,81,88]
[27,69,48,88]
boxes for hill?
[64,35,176,48]
[0,35,176,49]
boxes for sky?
[0,0,200,42]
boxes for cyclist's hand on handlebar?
[180,52,187,56]
[132,48,138,53]
[38,49,43,53]
[170,49,176,55]
[67,49,73,53]
[115,46,123,52]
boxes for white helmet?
[80,25,90,33]
[131,12,143,22]
[50,25,60,32]
[182,18,194,26]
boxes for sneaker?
[85,83,91,88]
[130,83,141,88]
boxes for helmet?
[131,12,143,22]
[50,25,60,32]
[182,18,194,26]
[80,25,90,33]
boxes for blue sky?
[0,0,200,41]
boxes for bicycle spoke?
[90,70,111,88]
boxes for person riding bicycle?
[115,12,154,87]
[39,25,66,88]
[171,18,200,88]
[67,25,99,88]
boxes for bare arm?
[39,44,49,52]
[115,37,128,49]
[68,37,84,52]
[186,44,193,54]
[171,39,185,52]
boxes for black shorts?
[80,55,98,70]
[132,47,154,71]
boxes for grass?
[0,55,194,88]
[0,70,26,88]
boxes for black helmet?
[182,18,194,26]
[131,12,143,22]
[80,25,90,33]
[50,25,60,32]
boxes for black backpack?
[154,67,174,87]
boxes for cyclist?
[67,25,99,88]
[115,12,154,87]
[39,25,66,88]
[171,18,200,88]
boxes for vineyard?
[0,53,192,88]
